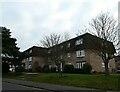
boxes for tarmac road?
[2,82,49,92]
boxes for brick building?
[22,33,116,72]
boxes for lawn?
[3,73,120,91]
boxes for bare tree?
[63,32,71,41]
[116,23,120,55]
[40,33,64,77]
[89,12,117,75]
[76,12,117,75]
[76,26,90,36]
[40,33,61,48]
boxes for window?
[60,55,63,59]
[28,64,32,69]
[102,63,105,67]
[26,58,29,61]
[76,61,86,69]
[61,45,63,49]
[48,50,51,53]
[29,50,32,53]
[76,50,85,57]
[67,43,70,48]
[66,63,72,65]
[102,63,110,68]
[75,39,83,45]
[29,57,32,61]
[49,65,52,69]
[67,53,71,57]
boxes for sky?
[0,0,119,51]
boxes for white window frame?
[60,55,63,59]
[61,45,63,49]
[48,50,51,53]
[29,57,32,61]
[28,64,32,69]
[67,53,71,58]
[75,39,83,45]
[29,50,32,53]
[49,65,52,69]
[76,62,86,69]
[26,58,29,61]
[76,50,85,57]
[102,62,110,68]
[102,63,105,67]
[67,63,72,65]
[67,43,70,48]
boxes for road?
[2,82,49,92]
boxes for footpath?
[2,78,118,92]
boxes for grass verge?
[3,72,120,91]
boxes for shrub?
[74,69,84,74]
[36,66,42,72]
[92,70,97,73]
[15,66,25,72]
[50,67,56,72]
[82,63,92,74]
[64,64,74,73]
[43,65,50,73]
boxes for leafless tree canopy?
[89,12,117,44]
[89,12,117,75]
[76,12,117,75]
[63,32,71,41]
[76,26,94,36]
[40,33,64,76]
[40,33,62,48]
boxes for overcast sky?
[1,0,119,51]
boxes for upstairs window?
[48,49,51,53]
[75,39,83,45]
[29,57,32,61]
[26,58,29,61]
[67,43,70,48]
[29,50,32,53]
[60,55,63,59]
[61,45,63,49]
[67,53,71,58]
[76,50,85,57]
[66,63,72,65]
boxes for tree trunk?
[60,62,63,78]
[104,61,109,75]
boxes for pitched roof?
[23,33,116,54]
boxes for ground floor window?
[28,64,32,69]
[76,61,86,69]
[102,62,110,68]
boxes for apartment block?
[22,33,116,72]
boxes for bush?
[82,63,92,74]
[64,64,74,73]
[36,66,42,72]
[50,67,56,72]
[43,65,50,73]
[74,69,84,74]
[15,66,25,72]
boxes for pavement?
[2,78,118,92]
